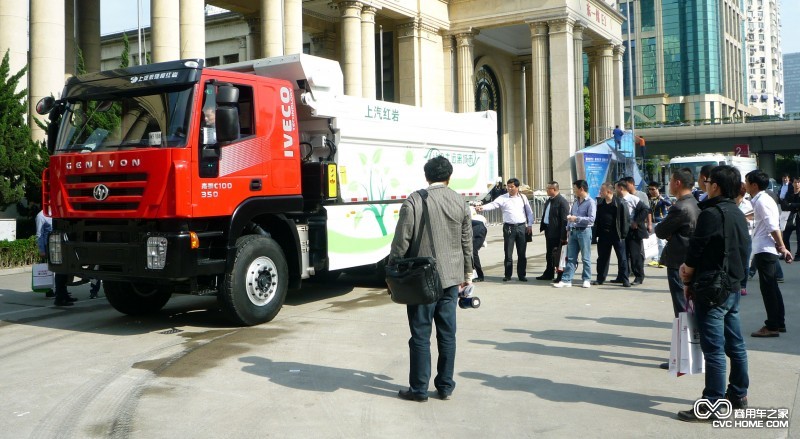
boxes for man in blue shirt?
[612,125,624,149]
[554,180,596,288]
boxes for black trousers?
[753,252,785,330]
[541,225,560,277]
[596,232,628,283]
[625,235,645,280]
[472,222,487,279]
[503,223,527,279]
[783,212,798,253]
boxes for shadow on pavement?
[469,339,664,368]
[564,315,672,330]
[506,328,670,350]
[239,356,398,398]
[460,371,691,418]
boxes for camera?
[458,283,480,309]
[458,296,481,309]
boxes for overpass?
[636,117,800,159]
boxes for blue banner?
[583,153,611,198]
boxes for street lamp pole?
[625,0,636,179]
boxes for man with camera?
[389,156,472,402]
[677,165,750,422]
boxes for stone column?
[587,49,599,143]
[396,19,420,105]
[76,0,101,72]
[151,0,180,62]
[0,0,28,92]
[339,1,363,97]
[245,15,262,60]
[613,44,625,129]
[361,5,377,99]
[65,0,76,75]
[455,30,477,113]
[261,0,284,57]
[442,35,456,112]
[529,21,550,188]
[597,43,615,141]
[573,23,585,149]
[30,0,65,141]
[284,0,302,55]
[547,17,577,188]
[180,0,205,60]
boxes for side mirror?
[216,85,239,105]
[215,107,240,142]
[36,96,55,115]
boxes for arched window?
[475,65,502,174]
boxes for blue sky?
[100,0,800,54]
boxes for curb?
[0,265,32,276]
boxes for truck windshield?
[54,86,194,153]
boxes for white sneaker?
[582,280,591,288]
[553,281,572,288]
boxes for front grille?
[65,172,147,212]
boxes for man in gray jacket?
[656,167,700,318]
[390,156,472,402]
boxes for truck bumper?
[48,219,226,283]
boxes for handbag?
[668,302,705,377]
[385,190,443,305]
[524,198,533,242]
[691,206,732,307]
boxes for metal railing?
[476,188,576,226]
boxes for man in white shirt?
[477,178,534,281]
[745,170,793,338]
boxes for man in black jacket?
[781,177,800,258]
[536,181,569,281]
[656,167,701,318]
[677,165,750,422]
[593,182,630,286]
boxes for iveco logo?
[93,184,109,201]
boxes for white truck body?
[222,54,498,270]
[668,154,757,184]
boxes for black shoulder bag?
[385,190,443,305]
[691,206,732,307]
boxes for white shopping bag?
[643,234,659,261]
[557,246,567,272]
[32,263,54,291]
[669,310,705,377]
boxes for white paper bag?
[557,246,567,272]
[643,234,659,261]
[32,263,54,291]
[669,311,705,377]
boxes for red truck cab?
[40,59,320,325]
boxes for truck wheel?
[220,235,288,326]
[103,281,172,315]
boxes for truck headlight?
[146,236,168,269]
[48,233,63,264]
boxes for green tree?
[583,86,590,146]
[0,50,48,208]
[120,33,130,68]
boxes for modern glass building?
[784,52,800,113]
[620,0,752,124]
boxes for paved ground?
[0,226,798,438]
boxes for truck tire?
[220,235,288,326]
[103,281,172,315]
